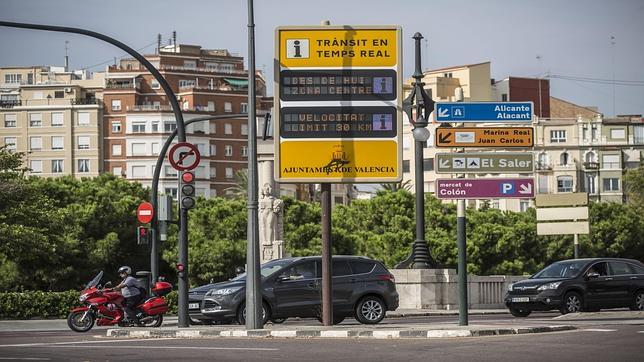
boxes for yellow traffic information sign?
[435,127,534,148]
[275,26,402,183]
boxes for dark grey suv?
[196,256,399,325]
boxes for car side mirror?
[586,272,600,279]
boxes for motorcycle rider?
[111,266,143,325]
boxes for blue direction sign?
[435,102,533,123]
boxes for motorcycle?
[67,271,173,332]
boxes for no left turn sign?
[169,142,201,171]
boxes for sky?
[1,0,643,117]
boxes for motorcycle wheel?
[67,310,95,332]
[139,314,163,328]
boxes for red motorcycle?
[67,271,172,332]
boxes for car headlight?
[207,286,242,296]
[507,283,514,292]
[79,294,88,302]
[537,282,562,291]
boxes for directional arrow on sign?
[438,108,449,118]
[519,183,532,194]
[438,132,452,144]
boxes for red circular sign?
[137,202,154,224]
[169,142,201,171]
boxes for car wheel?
[354,296,386,324]
[509,308,531,317]
[560,291,583,314]
[237,301,270,325]
[630,290,644,311]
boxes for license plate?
[512,297,530,303]
[189,303,199,309]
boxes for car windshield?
[85,271,103,289]
[230,259,294,281]
[531,261,589,279]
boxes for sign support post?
[454,93,468,326]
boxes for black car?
[195,256,399,325]
[505,258,644,317]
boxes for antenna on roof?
[64,40,69,72]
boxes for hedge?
[0,290,178,319]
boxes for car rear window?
[332,260,352,276]
[350,260,375,274]
[609,262,636,275]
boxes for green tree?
[623,166,644,209]
[379,180,412,192]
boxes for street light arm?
[0,20,186,141]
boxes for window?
[224,102,232,113]
[30,160,42,173]
[30,136,42,151]
[131,143,146,155]
[111,121,121,133]
[151,142,160,155]
[54,91,64,99]
[332,260,352,277]
[182,101,189,110]
[241,146,248,157]
[560,152,569,166]
[151,121,159,132]
[586,175,596,194]
[77,112,90,126]
[280,261,318,280]
[165,166,177,177]
[224,145,233,156]
[210,167,217,178]
[183,60,197,69]
[224,123,232,134]
[520,200,530,212]
[350,261,375,274]
[4,114,17,127]
[241,124,248,135]
[132,122,146,133]
[164,122,176,132]
[588,262,609,276]
[195,166,206,179]
[112,144,122,156]
[538,174,549,193]
[51,136,64,150]
[582,126,588,140]
[112,166,123,177]
[634,125,644,145]
[225,167,233,178]
[51,160,63,173]
[111,99,121,111]
[402,160,410,173]
[610,128,625,139]
[51,112,64,127]
[4,137,17,152]
[196,143,206,156]
[585,152,597,163]
[179,79,195,88]
[150,80,160,89]
[591,126,598,140]
[77,136,90,150]
[501,93,508,101]
[210,144,216,156]
[423,158,434,171]
[210,123,217,134]
[29,113,42,127]
[550,130,566,143]
[557,176,573,192]
[131,165,146,178]
[164,187,178,199]
[192,122,205,134]
[207,101,215,112]
[240,103,248,113]
[602,154,620,169]
[4,73,22,84]
[603,178,619,191]
[609,262,635,276]
[538,152,548,168]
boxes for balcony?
[159,65,246,76]
[105,79,140,90]
[583,161,600,170]
[0,99,100,107]
[535,162,552,172]
[127,104,174,112]
[0,100,21,108]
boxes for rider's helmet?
[117,266,132,276]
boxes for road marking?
[0,358,50,361]
[638,331,644,334]
[0,338,175,348]
[583,329,617,332]
[48,346,280,351]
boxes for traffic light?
[137,226,149,245]
[180,171,196,209]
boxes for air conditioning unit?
[64,87,72,93]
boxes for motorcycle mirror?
[104,281,113,287]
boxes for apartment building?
[0,66,103,178]
[101,43,272,197]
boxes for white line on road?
[0,338,278,351]
[638,331,644,334]
[582,329,617,332]
[0,338,176,348]
[48,346,280,351]
[0,358,50,360]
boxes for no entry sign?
[137,202,154,224]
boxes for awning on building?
[223,78,249,87]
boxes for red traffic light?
[181,171,194,183]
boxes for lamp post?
[402,33,437,269]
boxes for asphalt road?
[0,313,642,361]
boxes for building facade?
[0,66,103,178]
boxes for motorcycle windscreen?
[85,271,104,289]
